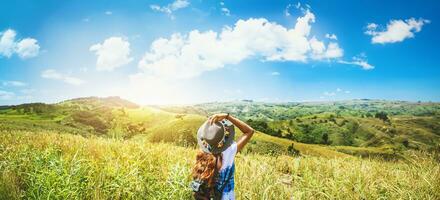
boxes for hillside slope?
[0,97,356,158]
[1,97,440,199]
[178,100,440,152]
[1,97,439,159]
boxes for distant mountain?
[0,96,139,110]
[0,97,439,156]
[0,96,140,135]
[160,100,440,151]
[193,99,440,120]
[60,96,139,109]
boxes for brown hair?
[192,151,222,187]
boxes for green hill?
[1,97,439,199]
[178,100,440,152]
[1,97,439,158]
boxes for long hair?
[192,151,222,187]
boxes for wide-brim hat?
[197,120,235,154]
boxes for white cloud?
[89,37,133,71]
[285,2,304,17]
[284,4,293,16]
[150,0,190,19]
[0,29,16,58]
[309,37,343,59]
[137,10,343,80]
[0,29,39,59]
[0,90,15,100]
[41,69,85,86]
[105,11,112,15]
[221,7,231,16]
[220,2,231,16]
[3,81,26,87]
[338,56,374,70]
[366,23,378,30]
[169,0,189,10]
[325,33,337,40]
[271,71,280,76]
[322,88,350,98]
[16,38,40,59]
[365,18,430,44]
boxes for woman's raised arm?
[209,113,255,152]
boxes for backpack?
[190,155,233,200]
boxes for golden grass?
[1,131,439,199]
[253,132,350,158]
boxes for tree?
[346,121,359,134]
[375,111,389,122]
[276,129,282,137]
[341,130,354,146]
[322,133,329,145]
[365,112,373,118]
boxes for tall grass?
[0,131,439,199]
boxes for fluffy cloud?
[41,69,85,86]
[137,10,343,79]
[284,4,293,16]
[2,81,27,87]
[0,29,40,59]
[150,0,189,19]
[89,37,133,71]
[221,8,231,16]
[0,29,16,57]
[309,37,343,60]
[365,18,430,44]
[16,38,40,59]
[285,2,305,17]
[325,33,337,40]
[220,2,231,16]
[338,56,374,70]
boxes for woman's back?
[192,113,254,200]
[216,142,237,199]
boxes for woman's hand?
[208,113,255,153]
[208,113,228,125]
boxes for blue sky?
[0,0,439,105]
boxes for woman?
[191,113,255,200]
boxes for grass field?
[0,97,439,199]
[1,131,439,200]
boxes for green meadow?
[0,97,439,199]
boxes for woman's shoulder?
[221,142,237,167]
[223,142,237,155]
